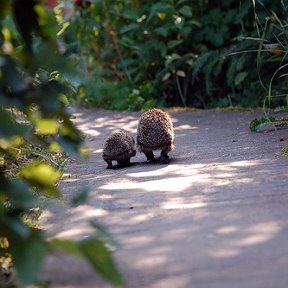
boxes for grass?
[279,146,288,156]
[163,107,199,113]
[215,106,259,112]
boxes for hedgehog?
[136,108,175,164]
[102,130,136,169]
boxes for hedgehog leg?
[117,158,131,167]
[145,151,156,163]
[160,150,170,164]
[106,160,113,169]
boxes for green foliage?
[50,236,123,286]
[240,1,288,127]
[260,6,288,112]
[249,116,288,132]
[17,161,62,197]
[279,146,288,156]
[61,0,286,109]
[249,116,276,132]
[0,1,122,286]
[80,238,123,286]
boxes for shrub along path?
[39,108,288,288]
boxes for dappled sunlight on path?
[40,108,288,288]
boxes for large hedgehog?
[102,130,136,169]
[137,108,175,163]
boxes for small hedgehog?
[102,130,136,169]
[137,108,175,164]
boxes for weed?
[279,146,288,156]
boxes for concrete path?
[39,108,288,288]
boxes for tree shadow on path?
[40,108,288,288]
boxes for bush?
[0,1,122,286]
[64,0,287,109]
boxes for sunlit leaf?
[157,12,166,20]
[2,27,12,43]
[17,161,61,196]
[59,117,81,140]
[9,135,23,147]
[78,145,90,158]
[34,118,59,135]
[57,21,70,36]
[49,141,63,152]
[0,137,23,151]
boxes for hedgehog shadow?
[110,158,177,170]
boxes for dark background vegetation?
[0,0,287,286]
[67,0,288,110]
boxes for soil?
[38,108,288,288]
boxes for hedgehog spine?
[102,130,136,169]
[136,108,175,164]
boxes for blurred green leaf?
[11,233,47,285]
[155,27,168,37]
[179,6,192,17]
[0,108,30,139]
[0,0,92,287]
[0,1,12,19]
[50,239,82,257]
[34,118,59,135]
[28,81,66,114]
[71,187,89,207]
[120,23,139,34]
[0,217,30,239]
[80,238,123,286]
[34,4,58,38]
[90,222,120,247]
[17,161,61,196]
[0,56,28,93]
[57,136,82,156]
[234,72,248,86]
[167,39,183,49]
[0,179,37,209]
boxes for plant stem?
[176,75,187,107]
